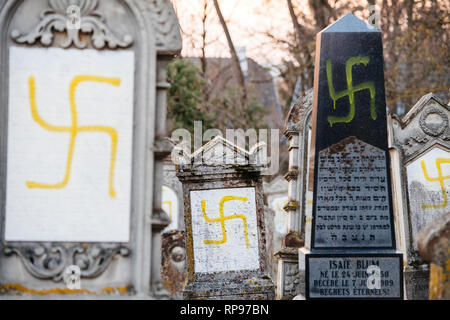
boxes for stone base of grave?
[183,272,274,300]
[404,265,429,300]
[304,251,404,300]
[275,247,303,299]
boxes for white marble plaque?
[5,47,134,242]
[190,187,260,273]
[406,146,450,250]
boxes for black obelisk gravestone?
[306,14,403,299]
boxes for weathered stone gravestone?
[0,0,181,298]
[302,13,403,299]
[389,94,449,299]
[175,136,274,299]
[418,211,450,300]
[276,89,313,299]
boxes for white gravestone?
[5,46,134,242]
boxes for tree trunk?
[200,0,209,102]
[213,0,247,100]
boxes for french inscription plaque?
[306,254,403,299]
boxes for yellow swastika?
[421,158,450,210]
[201,196,250,248]
[26,75,120,198]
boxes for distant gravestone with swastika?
[176,136,274,300]
[302,13,403,299]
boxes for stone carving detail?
[11,0,133,49]
[4,243,129,281]
[134,0,182,52]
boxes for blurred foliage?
[167,58,212,132]
[167,58,268,133]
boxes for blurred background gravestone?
[418,212,450,300]
[176,136,274,299]
[389,94,449,299]
[0,0,181,298]
[263,175,288,281]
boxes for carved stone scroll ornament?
[11,0,133,49]
[4,243,129,281]
[419,107,449,137]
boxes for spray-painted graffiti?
[27,75,120,198]
[190,187,259,273]
[326,56,376,127]
[201,196,250,248]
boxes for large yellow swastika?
[201,196,250,248]
[421,158,450,210]
[26,75,120,198]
